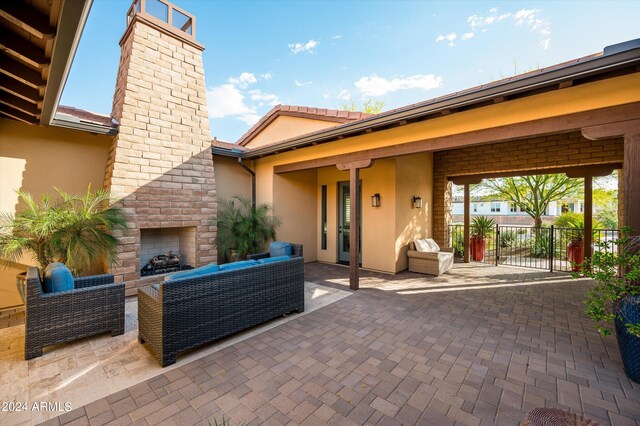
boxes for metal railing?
[447,224,619,272]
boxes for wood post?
[337,159,373,290]
[584,176,592,260]
[464,184,470,263]
[624,133,640,236]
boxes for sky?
[60,0,640,143]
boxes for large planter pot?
[566,239,584,272]
[614,295,640,383]
[470,236,486,262]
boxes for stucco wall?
[0,118,112,308]
[273,169,318,262]
[213,156,253,202]
[245,115,345,149]
[395,153,433,271]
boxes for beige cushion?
[414,239,433,252]
[425,238,440,252]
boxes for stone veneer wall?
[104,18,216,295]
[432,132,623,246]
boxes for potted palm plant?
[555,212,604,272]
[215,196,280,262]
[0,186,127,301]
[470,216,496,262]
[579,227,640,383]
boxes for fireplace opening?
[140,227,196,277]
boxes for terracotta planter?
[470,236,486,262]
[566,239,584,272]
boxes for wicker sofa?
[24,267,125,360]
[138,255,305,367]
[407,241,454,276]
[248,243,303,260]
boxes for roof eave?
[51,114,118,135]
[40,0,93,126]
[242,47,640,159]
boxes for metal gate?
[448,224,618,272]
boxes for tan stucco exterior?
[243,115,347,149]
[213,156,253,202]
[0,118,113,308]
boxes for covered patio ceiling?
[0,0,91,126]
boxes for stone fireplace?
[104,1,217,294]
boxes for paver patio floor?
[43,263,640,425]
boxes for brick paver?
[49,263,640,425]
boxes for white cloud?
[354,74,443,97]
[260,73,272,80]
[288,39,319,54]
[464,7,550,50]
[461,32,474,40]
[331,35,342,40]
[294,80,313,87]
[207,72,280,126]
[435,33,457,47]
[337,89,352,100]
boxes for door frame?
[337,180,362,265]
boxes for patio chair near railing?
[24,266,125,360]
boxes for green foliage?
[554,212,605,242]
[470,216,496,239]
[451,230,464,258]
[0,186,127,275]
[482,174,582,227]
[216,196,281,260]
[596,208,618,229]
[577,227,640,337]
[340,98,384,114]
[499,230,517,248]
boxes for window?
[579,201,584,213]
[472,203,478,213]
[491,202,501,212]
[321,185,327,250]
[509,203,517,213]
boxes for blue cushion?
[165,263,220,281]
[270,242,292,257]
[257,255,291,264]
[42,263,74,293]
[219,260,258,271]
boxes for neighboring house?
[2,0,640,302]
[450,196,587,225]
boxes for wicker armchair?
[407,242,454,276]
[248,243,303,261]
[24,267,125,360]
[138,256,305,367]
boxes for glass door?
[337,181,361,264]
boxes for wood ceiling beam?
[0,56,46,88]
[0,90,41,116]
[0,2,56,40]
[0,75,42,103]
[0,104,39,124]
[0,29,49,68]
[449,163,622,184]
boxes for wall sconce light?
[371,193,381,207]
[412,195,423,209]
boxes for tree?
[339,98,384,114]
[481,174,583,228]
[0,186,128,274]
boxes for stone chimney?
[104,0,216,294]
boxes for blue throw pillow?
[219,260,258,271]
[165,263,220,281]
[257,255,291,264]
[42,263,74,293]
[270,242,292,257]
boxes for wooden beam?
[0,75,42,103]
[581,119,640,141]
[464,184,470,263]
[559,81,573,89]
[349,167,360,290]
[0,2,56,40]
[272,102,640,174]
[0,30,49,68]
[584,176,593,262]
[448,163,620,184]
[0,56,47,88]
[0,91,40,116]
[336,159,373,171]
[624,133,640,236]
[0,104,38,124]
